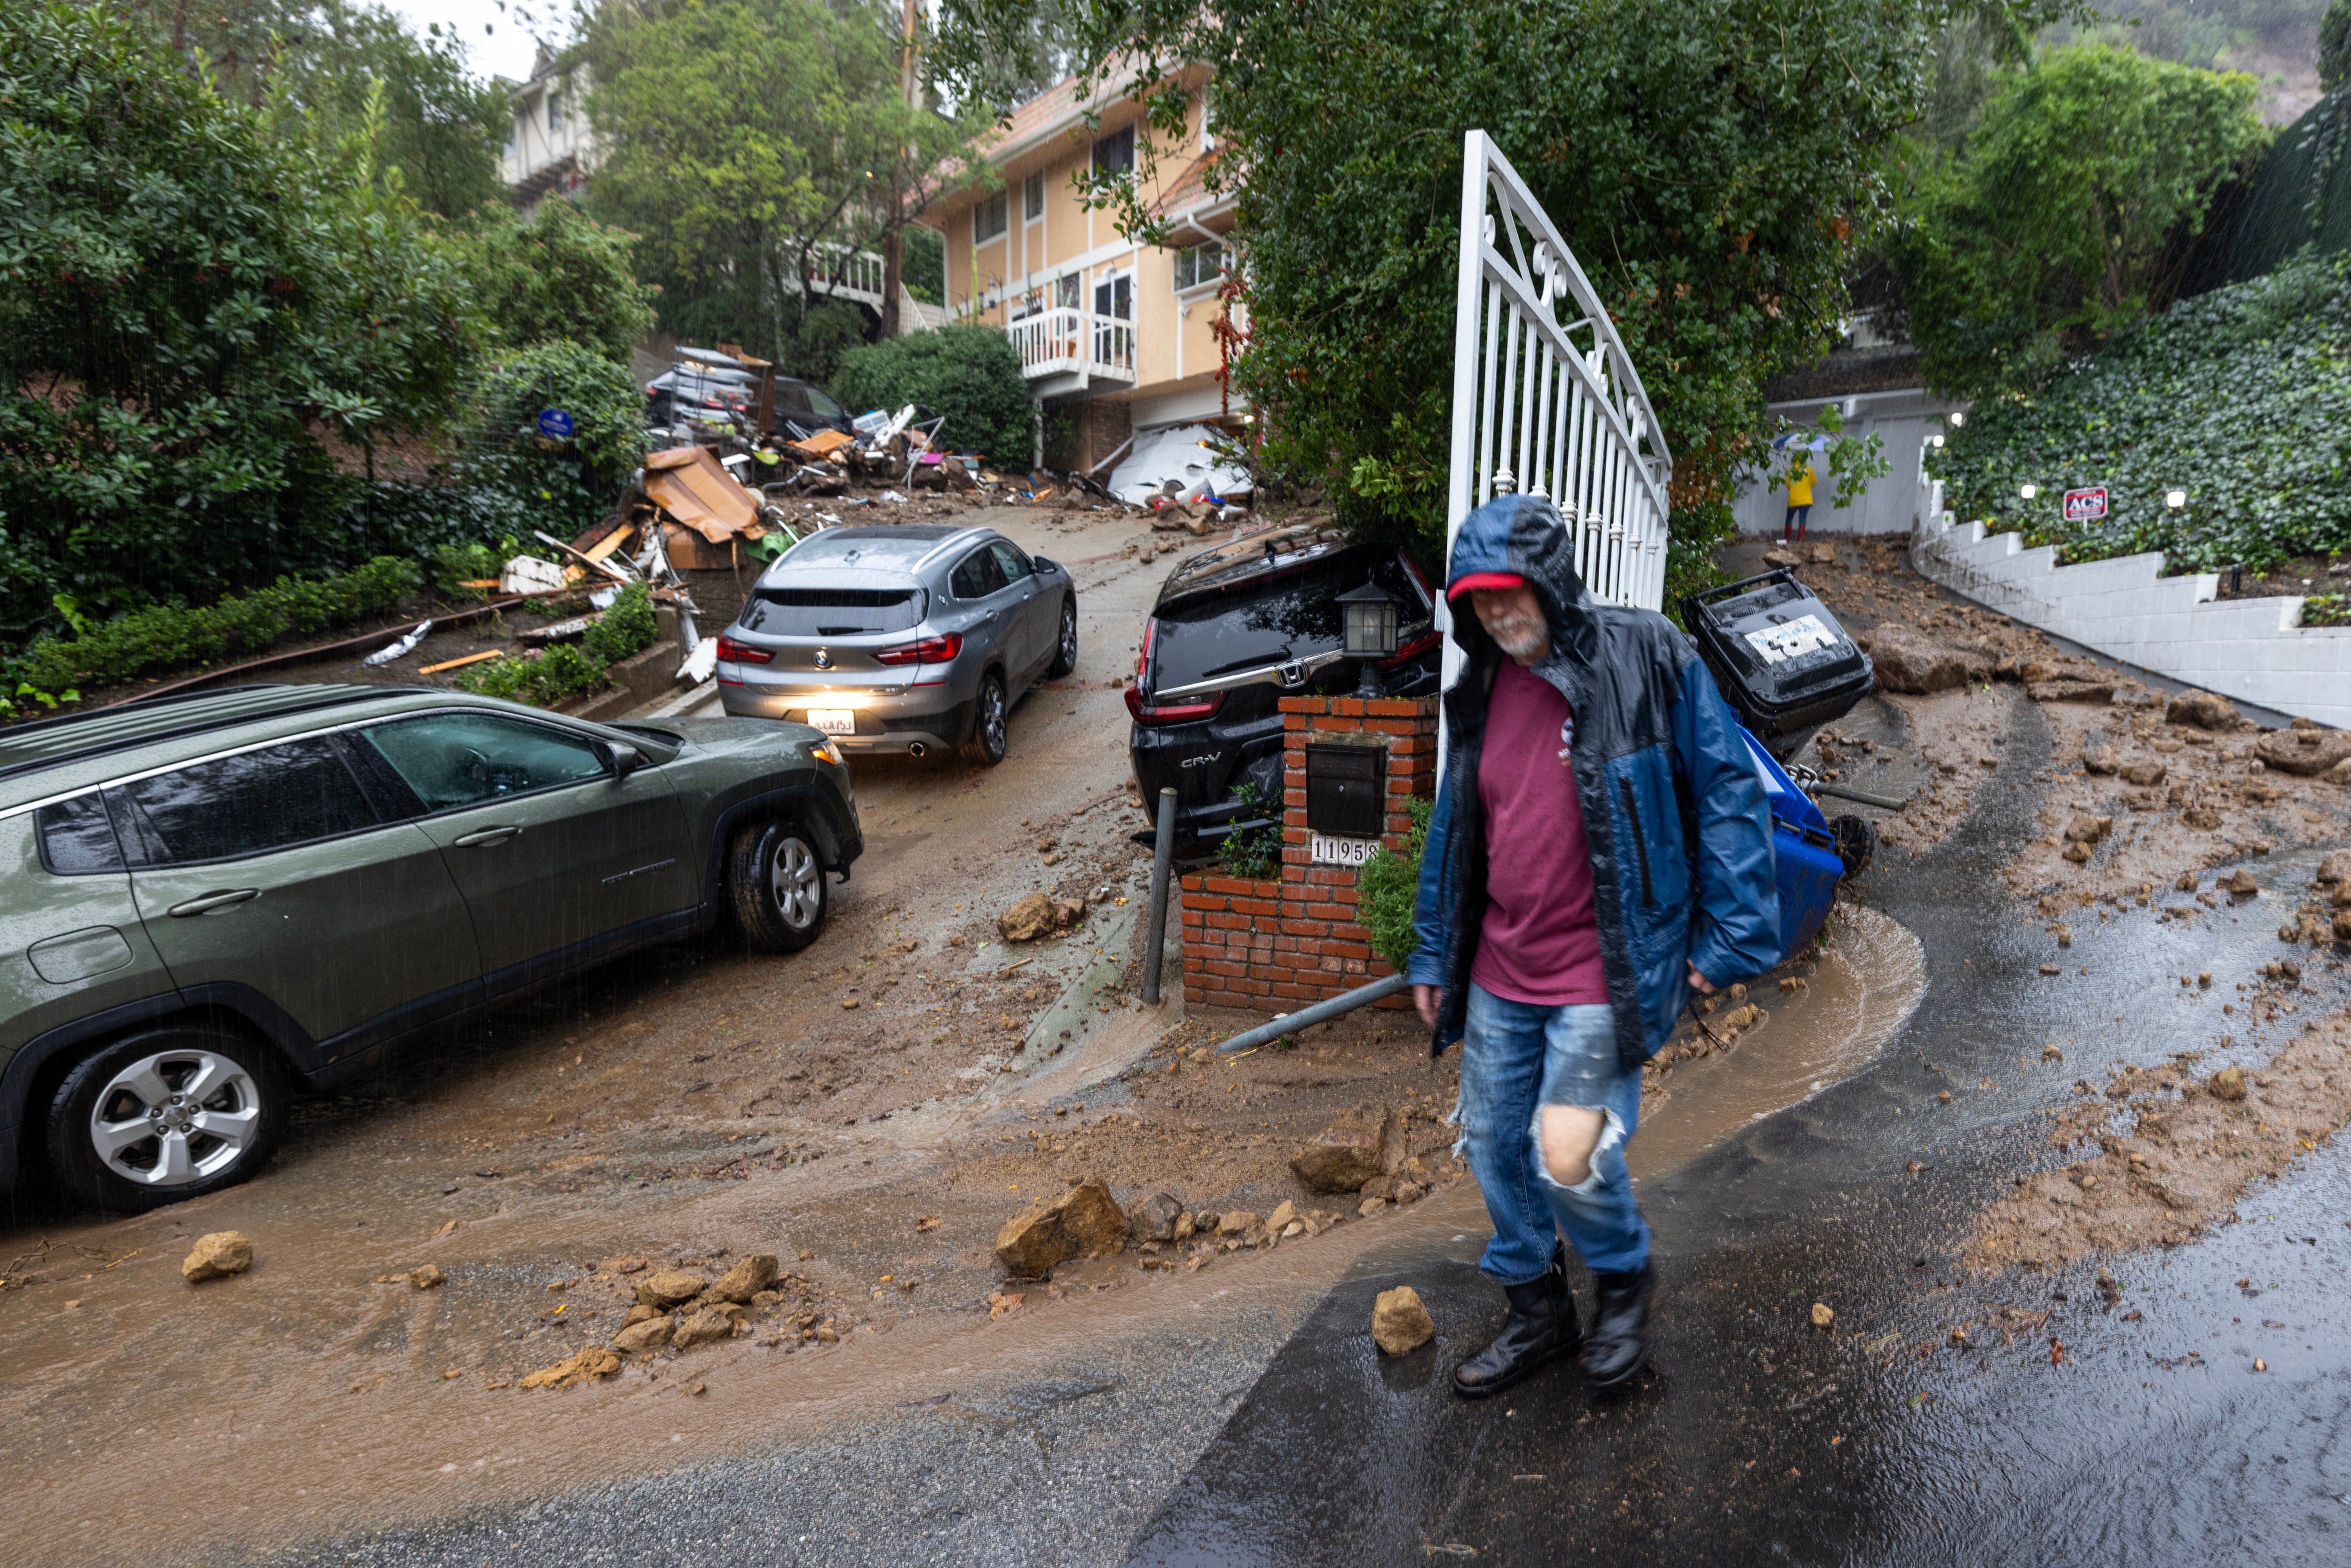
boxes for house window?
[546,84,563,132]
[1173,240,1225,292]
[1092,125,1134,176]
[1023,171,1045,222]
[974,191,1008,244]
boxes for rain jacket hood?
[1409,493,1782,1070]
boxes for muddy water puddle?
[1633,905,1925,1176]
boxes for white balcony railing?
[1007,307,1138,383]
[801,242,887,310]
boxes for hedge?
[15,556,418,700]
[453,581,658,708]
[1929,249,2351,575]
[1354,795,1433,974]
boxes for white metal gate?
[1444,131,1673,621]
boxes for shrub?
[452,581,659,708]
[454,341,652,543]
[1355,796,1433,974]
[1216,780,1283,882]
[15,557,418,699]
[834,326,1037,465]
[1929,249,2351,575]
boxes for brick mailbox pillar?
[1178,696,1439,1013]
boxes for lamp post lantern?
[1338,580,1399,697]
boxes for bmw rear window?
[1150,551,1428,687]
[739,587,927,637]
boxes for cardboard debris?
[644,446,762,544]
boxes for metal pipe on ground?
[1140,786,1177,1004]
[1808,782,1909,811]
[1215,973,1412,1055]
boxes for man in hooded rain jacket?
[1408,492,1781,1397]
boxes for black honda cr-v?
[1126,524,1441,852]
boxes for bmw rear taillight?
[715,635,772,665]
[1124,686,1225,725]
[874,633,963,667]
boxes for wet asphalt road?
[248,686,2351,1566]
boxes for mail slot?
[1304,744,1387,838]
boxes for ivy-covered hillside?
[1930,249,2351,574]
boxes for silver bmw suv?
[715,525,1078,764]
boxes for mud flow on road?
[4,528,2346,1568]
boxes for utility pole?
[880,0,918,339]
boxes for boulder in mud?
[2207,1064,2247,1101]
[994,1175,1130,1276]
[2220,868,2259,895]
[2082,745,2120,775]
[1129,1191,1186,1243]
[1863,630,1995,695]
[2254,726,2351,776]
[671,1303,743,1350]
[181,1231,252,1284]
[517,1347,621,1390]
[612,1315,673,1354]
[998,892,1054,943]
[1265,1200,1298,1235]
[409,1264,446,1290]
[1762,546,1804,569]
[636,1269,707,1309]
[708,1253,778,1305]
[1288,1101,1401,1193]
[2166,690,2241,730]
[1807,543,1837,564]
[2120,762,2167,787]
[2317,850,2351,885]
[1371,1286,1436,1355]
[2330,758,2351,785]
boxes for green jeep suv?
[0,684,860,1213]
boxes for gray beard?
[1489,620,1546,660]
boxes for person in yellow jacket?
[1783,454,1815,543]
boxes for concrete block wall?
[1910,512,2351,729]
[1177,696,1437,1014]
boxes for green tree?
[453,199,660,362]
[1889,44,2270,396]
[834,325,1037,463]
[0,1,482,644]
[932,0,2076,604]
[455,340,653,540]
[581,0,976,374]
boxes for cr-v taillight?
[1124,686,1225,725]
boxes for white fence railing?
[802,242,887,309]
[1444,131,1673,615]
[1006,307,1138,382]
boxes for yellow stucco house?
[917,66,1246,476]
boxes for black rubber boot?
[1579,1262,1656,1390]
[1452,1247,1580,1401]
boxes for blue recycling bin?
[1740,726,1852,966]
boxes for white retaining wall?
[1910,501,2351,729]
[1733,386,1963,537]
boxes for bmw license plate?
[807,709,856,735]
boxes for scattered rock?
[1718,1003,1762,1032]
[1866,630,1996,694]
[2255,727,2351,776]
[998,892,1055,943]
[1357,1195,1390,1218]
[1288,1101,1402,1193]
[409,1264,446,1290]
[1358,1173,1397,1202]
[517,1347,621,1390]
[2062,842,2092,864]
[994,1176,1132,1275]
[612,1315,673,1354]
[707,1253,778,1304]
[1265,1200,1298,1235]
[2028,678,2116,704]
[1394,1180,1428,1204]
[181,1232,252,1284]
[2316,850,2351,885]
[1371,1286,1436,1355]
[1217,1209,1261,1236]
[2062,813,2114,844]
[2329,757,2351,785]
[1810,1302,1834,1329]
[2081,744,2120,775]
[2208,1065,2247,1101]
[1807,542,1836,564]
[636,1269,707,1309]
[2181,803,2225,830]
[671,1304,744,1351]
[2120,762,2167,787]
[620,1303,660,1328]
[2219,868,2259,896]
[1129,1191,1186,1243]
[2165,690,2240,730]
[1762,546,1804,569]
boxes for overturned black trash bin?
[1680,568,1874,756]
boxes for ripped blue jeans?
[1457,984,1649,1283]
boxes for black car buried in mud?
[1126,525,1441,854]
